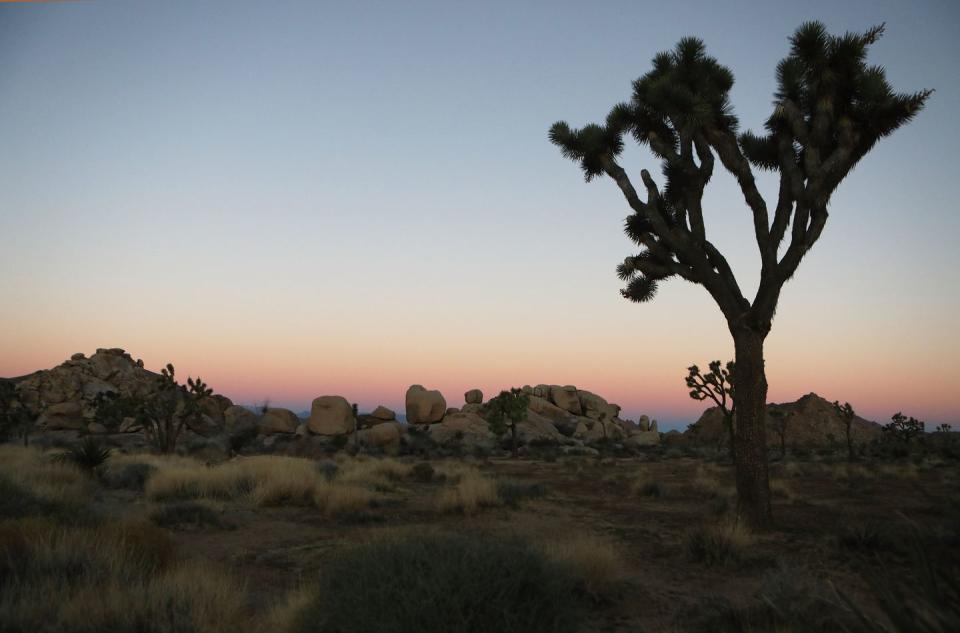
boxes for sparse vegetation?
[684,522,754,567]
[483,388,530,459]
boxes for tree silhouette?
[138,364,213,453]
[550,23,930,527]
[483,388,529,458]
[832,401,857,462]
[686,361,735,459]
[883,412,924,444]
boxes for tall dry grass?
[144,454,385,517]
[0,518,247,632]
[0,444,93,509]
[436,469,500,515]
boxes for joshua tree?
[768,410,789,459]
[550,23,930,527]
[936,423,952,433]
[686,361,735,459]
[832,401,857,461]
[883,412,925,444]
[138,364,212,454]
[483,388,530,458]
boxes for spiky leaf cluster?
[742,22,932,189]
[550,23,930,315]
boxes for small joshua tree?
[686,361,735,459]
[483,388,530,458]
[832,401,857,462]
[138,364,212,454]
[936,423,952,433]
[0,380,34,446]
[882,412,925,445]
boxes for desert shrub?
[313,481,379,517]
[632,477,663,498]
[103,461,157,491]
[229,423,260,453]
[0,473,92,524]
[538,534,624,600]
[836,520,895,555]
[436,471,501,515]
[289,534,582,633]
[315,460,339,481]
[496,480,548,506]
[678,564,858,632]
[684,523,753,567]
[0,519,245,632]
[409,461,436,483]
[149,502,230,530]
[834,529,960,633]
[337,457,411,489]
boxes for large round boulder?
[308,396,354,435]
[626,430,660,448]
[224,405,258,430]
[259,408,299,435]
[577,389,621,421]
[527,396,571,423]
[464,389,483,404]
[358,421,403,451]
[550,385,582,416]
[516,411,563,443]
[405,385,446,424]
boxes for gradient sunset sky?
[1,1,957,429]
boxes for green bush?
[291,534,582,633]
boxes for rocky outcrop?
[358,421,403,451]
[430,412,495,448]
[308,396,354,435]
[686,392,882,448]
[577,389,621,421]
[550,385,582,416]
[573,417,626,442]
[405,385,446,424]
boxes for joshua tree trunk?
[510,424,518,459]
[722,414,735,461]
[731,327,772,529]
[845,421,854,462]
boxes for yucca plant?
[550,22,931,527]
[55,437,112,475]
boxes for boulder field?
[3,348,661,455]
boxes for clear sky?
[1,0,958,430]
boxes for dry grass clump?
[684,521,754,566]
[688,468,729,499]
[144,455,384,517]
[0,518,247,632]
[631,476,664,498]
[313,481,379,517]
[877,463,919,480]
[337,456,412,491]
[436,470,501,515]
[0,444,92,509]
[538,534,625,599]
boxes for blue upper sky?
[1,1,958,429]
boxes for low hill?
[686,392,882,448]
